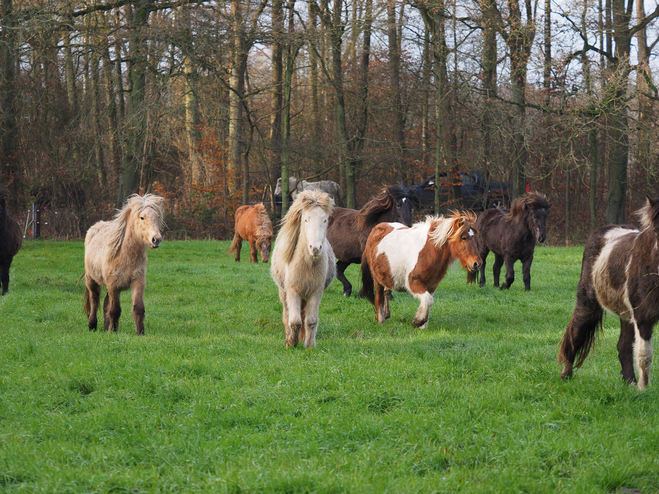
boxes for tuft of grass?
[1,241,658,493]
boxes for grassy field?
[1,240,658,493]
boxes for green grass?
[1,241,658,493]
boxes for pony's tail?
[466,271,477,284]
[557,308,603,369]
[229,233,240,255]
[360,253,375,303]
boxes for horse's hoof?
[343,290,351,297]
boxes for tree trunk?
[388,0,407,184]
[228,0,246,196]
[269,0,284,206]
[0,0,18,196]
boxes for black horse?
[559,197,659,390]
[0,190,23,295]
[467,192,551,291]
[327,184,417,297]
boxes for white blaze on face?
[468,229,474,237]
[377,222,431,291]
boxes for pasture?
[1,240,658,493]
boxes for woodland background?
[1,0,659,243]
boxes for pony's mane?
[276,190,334,264]
[508,192,551,222]
[252,203,273,240]
[357,184,414,230]
[108,194,166,259]
[635,197,659,230]
[427,210,478,248]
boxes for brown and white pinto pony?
[361,212,481,328]
[84,194,165,335]
[467,192,551,291]
[270,190,336,348]
[229,203,274,263]
[559,197,659,390]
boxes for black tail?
[557,308,603,369]
[360,253,375,304]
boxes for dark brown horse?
[559,198,659,390]
[327,184,417,297]
[467,192,551,291]
[0,191,22,295]
[229,204,274,263]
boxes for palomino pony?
[270,190,336,348]
[559,197,659,390]
[467,192,551,291]
[84,194,165,335]
[0,190,22,295]
[361,212,481,328]
[327,184,417,297]
[229,203,274,263]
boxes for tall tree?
[0,0,18,197]
[388,0,407,184]
[269,0,284,205]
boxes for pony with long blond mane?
[361,211,481,328]
[84,194,165,335]
[229,203,274,263]
[270,190,336,348]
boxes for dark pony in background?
[361,212,481,328]
[327,184,417,297]
[467,192,551,291]
[0,190,22,295]
[559,197,659,390]
[229,203,274,263]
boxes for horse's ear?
[647,196,659,208]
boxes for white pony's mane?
[275,190,334,264]
[424,211,477,248]
[108,194,166,259]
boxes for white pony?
[84,194,165,335]
[271,190,336,348]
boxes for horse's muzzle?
[151,237,162,248]
[469,262,481,273]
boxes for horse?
[558,197,659,390]
[0,191,23,295]
[270,190,336,348]
[327,184,417,297]
[466,192,552,291]
[361,212,481,328]
[83,194,165,335]
[275,177,342,206]
[229,203,274,263]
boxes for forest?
[1,0,658,243]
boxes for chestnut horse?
[467,192,551,291]
[229,203,274,263]
[327,184,417,297]
[0,190,22,295]
[84,194,165,335]
[559,197,659,390]
[270,190,336,348]
[361,212,481,328]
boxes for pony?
[83,194,165,335]
[229,203,274,263]
[467,192,552,291]
[327,184,417,297]
[275,177,342,206]
[0,190,23,295]
[558,197,659,390]
[361,212,481,328]
[270,190,336,348]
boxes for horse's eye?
[140,216,145,220]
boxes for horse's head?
[258,234,275,263]
[297,190,334,258]
[128,194,166,249]
[444,211,482,273]
[526,193,552,243]
[361,184,417,228]
[637,196,659,238]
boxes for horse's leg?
[285,291,303,348]
[336,260,353,297]
[499,256,515,289]
[131,281,146,335]
[634,321,653,390]
[249,239,258,263]
[558,298,603,380]
[492,253,504,287]
[299,301,307,345]
[411,288,434,329]
[232,234,242,262]
[303,296,323,348]
[86,278,101,331]
[478,248,490,288]
[617,320,637,384]
[278,287,290,345]
[0,257,10,295]
[104,288,122,332]
[374,281,387,324]
[383,289,391,320]
[521,255,533,291]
